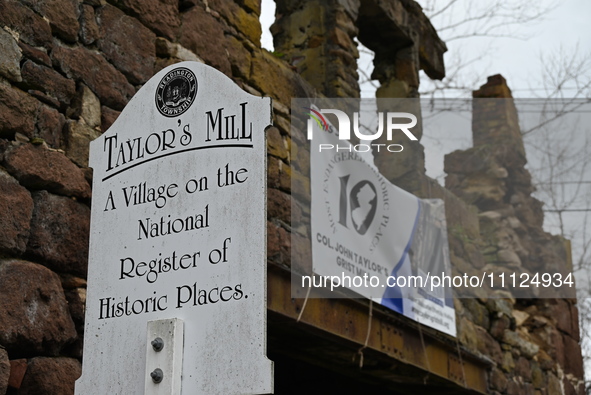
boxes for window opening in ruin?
[260,0,276,51]
[356,39,378,99]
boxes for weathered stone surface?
[486,298,513,317]
[274,112,291,136]
[18,42,51,66]
[292,138,310,177]
[490,367,508,392]
[36,105,65,149]
[448,173,506,210]
[18,357,81,395]
[268,156,281,189]
[530,361,544,388]
[79,4,100,45]
[0,78,40,139]
[330,27,354,50]
[241,0,261,15]
[210,0,262,45]
[291,232,311,272]
[26,191,90,275]
[64,288,86,326]
[503,329,539,358]
[21,0,80,43]
[21,60,76,109]
[287,168,310,198]
[226,34,251,79]
[508,382,534,395]
[267,220,280,259]
[0,28,22,82]
[4,143,91,199]
[570,303,580,342]
[461,299,490,330]
[394,52,419,88]
[65,121,101,167]
[268,188,292,224]
[0,348,8,394]
[547,299,577,339]
[179,6,232,76]
[179,0,199,10]
[514,356,532,381]
[0,260,77,356]
[8,359,27,390]
[63,287,86,358]
[155,40,203,72]
[563,334,584,378]
[0,139,8,161]
[474,325,502,364]
[562,378,579,395]
[501,351,514,372]
[267,126,288,160]
[154,57,178,73]
[101,105,121,132]
[267,220,291,265]
[155,37,202,61]
[540,326,565,369]
[250,51,312,104]
[513,196,544,230]
[376,79,410,98]
[68,84,102,130]
[84,0,106,5]
[497,248,522,266]
[0,169,34,255]
[458,316,478,347]
[490,314,511,340]
[111,0,181,40]
[60,274,87,289]
[0,0,53,48]
[512,310,530,327]
[445,146,498,175]
[51,44,135,110]
[473,74,513,98]
[28,88,61,109]
[97,5,156,84]
[546,372,562,395]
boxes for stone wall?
[0,0,584,394]
[0,0,316,392]
[444,75,584,395]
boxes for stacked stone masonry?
[443,75,584,395]
[0,0,583,394]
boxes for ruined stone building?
[0,0,585,394]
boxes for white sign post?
[76,62,273,394]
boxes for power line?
[536,181,591,185]
[544,209,591,212]
[511,87,591,92]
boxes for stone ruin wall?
[445,76,584,395]
[0,0,584,394]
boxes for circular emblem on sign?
[155,67,198,117]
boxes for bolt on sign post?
[75,62,274,394]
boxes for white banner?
[309,112,456,337]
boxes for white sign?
[309,113,456,337]
[76,62,273,394]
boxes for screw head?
[151,337,164,352]
[150,368,163,384]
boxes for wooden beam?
[267,265,489,394]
